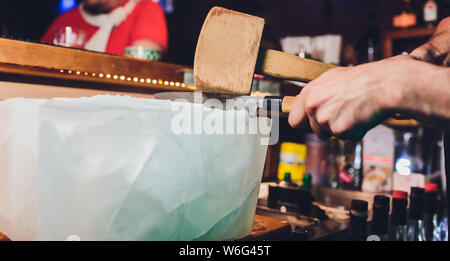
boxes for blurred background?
[0,0,448,241]
[1,0,449,66]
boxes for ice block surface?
[0,95,269,240]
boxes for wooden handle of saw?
[256,49,338,82]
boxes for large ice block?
[0,95,269,241]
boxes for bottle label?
[424,1,438,22]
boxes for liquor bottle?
[407,187,426,241]
[424,182,439,241]
[371,195,390,241]
[350,200,368,241]
[389,190,408,241]
[423,0,438,26]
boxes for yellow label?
[278,142,307,183]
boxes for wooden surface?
[383,26,436,58]
[194,7,265,95]
[0,38,194,91]
[0,232,11,241]
[256,49,338,83]
[0,215,289,241]
[0,80,157,99]
[244,214,290,240]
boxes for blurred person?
[41,0,168,55]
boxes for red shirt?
[41,0,168,55]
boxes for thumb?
[288,94,306,128]
[410,43,437,63]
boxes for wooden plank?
[384,26,436,40]
[0,63,196,94]
[382,27,435,58]
[0,38,190,85]
[0,80,156,99]
[243,215,290,240]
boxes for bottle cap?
[393,190,408,199]
[351,199,368,212]
[372,195,390,234]
[410,187,425,196]
[373,195,390,208]
[425,183,438,192]
[303,173,311,190]
[284,172,291,183]
[391,197,408,225]
[409,187,425,220]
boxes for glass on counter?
[124,46,162,61]
[328,138,363,190]
[305,133,330,186]
[53,26,86,49]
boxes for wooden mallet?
[194,7,338,113]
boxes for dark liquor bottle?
[407,187,426,241]
[389,190,408,241]
[424,182,439,241]
[371,195,390,241]
[350,200,368,241]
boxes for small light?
[146,79,151,83]
[76,71,81,75]
[181,83,186,87]
[106,74,111,79]
[164,81,169,85]
[175,82,180,87]
[99,73,104,78]
[133,77,139,82]
[158,80,163,84]
[120,75,125,80]
[68,70,72,74]
[152,80,157,84]
[113,75,118,80]
[140,78,145,83]
[127,77,131,81]
[84,72,89,76]
[59,69,64,73]
[92,73,96,77]
[170,81,174,86]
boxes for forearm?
[389,65,450,130]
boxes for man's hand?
[288,55,441,140]
[411,17,450,66]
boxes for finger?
[410,43,436,63]
[411,41,447,64]
[307,111,332,139]
[443,52,450,67]
[288,94,306,128]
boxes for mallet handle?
[263,96,296,113]
[256,49,338,83]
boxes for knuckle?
[305,100,317,115]
[330,122,348,137]
[315,113,328,127]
